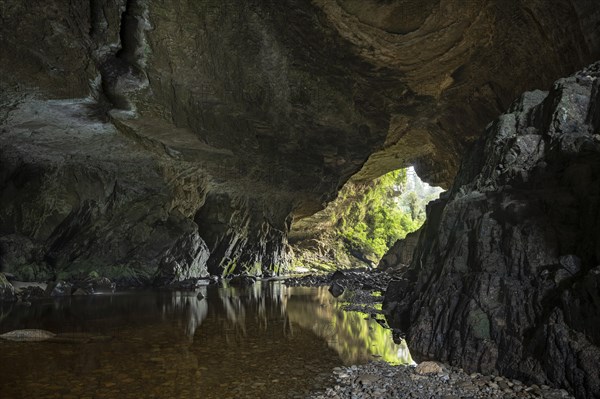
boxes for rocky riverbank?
[307,361,573,399]
[285,270,575,399]
[285,269,393,291]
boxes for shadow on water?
[0,282,413,399]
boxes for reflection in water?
[0,282,414,399]
[285,288,415,365]
[163,288,208,340]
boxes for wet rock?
[331,271,346,281]
[328,282,345,298]
[90,277,116,293]
[384,62,600,398]
[559,255,581,276]
[0,273,16,302]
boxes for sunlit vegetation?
[290,167,443,270]
[337,170,422,260]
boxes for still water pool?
[0,281,411,399]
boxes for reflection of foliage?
[286,287,415,366]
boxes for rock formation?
[1,1,599,283]
[378,227,422,270]
[384,62,600,398]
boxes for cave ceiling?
[0,0,599,275]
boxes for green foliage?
[290,167,438,271]
[336,169,424,260]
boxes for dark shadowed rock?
[72,288,91,296]
[384,62,600,399]
[329,282,345,298]
[331,270,347,281]
[17,285,46,301]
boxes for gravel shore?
[285,270,574,399]
[306,361,573,399]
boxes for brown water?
[0,281,411,399]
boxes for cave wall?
[384,62,600,398]
[1,0,599,281]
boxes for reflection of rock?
[328,282,344,298]
[45,281,72,297]
[0,274,16,302]
[167,291,208,339]
[229,275,257,287]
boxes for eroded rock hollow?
[2,0,598,283]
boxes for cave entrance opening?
[289,167,444,272]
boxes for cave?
[0,1,599,398]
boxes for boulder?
[329,282,345,298]
[331,270,347,281]
[415,361,444,375]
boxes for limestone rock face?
[0,99,211,284]
[0,1,599,281]
[378,227,422,270]
[384,63,600,398]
